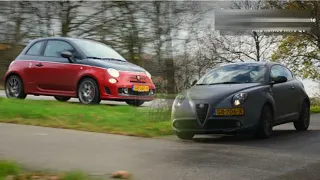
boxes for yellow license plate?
[215,108,245,116]
[132,85,150,92]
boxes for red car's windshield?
[72,39,126,61]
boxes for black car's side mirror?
[191,80,197,86]
[61,51,75,63]
[271,76,287,84]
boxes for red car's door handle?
[35,63,43,67]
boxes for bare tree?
[209,0,280,62]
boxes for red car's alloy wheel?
[5,75,26,99]
[78,78,101,104]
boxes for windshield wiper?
[86,56,102,59]
[101,58,126,62]
[86,57,126,62]
[208,82,244,85]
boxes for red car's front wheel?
[77,78,101,105]
[5,75,27,99]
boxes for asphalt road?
[1,114,320,180]
[0,90,174,107]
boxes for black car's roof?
[220,61,281,67]
[30,37,91,43]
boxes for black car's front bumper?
[172,118,257,134]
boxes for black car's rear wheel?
[255,105,273,139]
[126,100,144,107]
[78,78,101,104]
[176,131,194,140]
[54,96,71,102]
[5,75,27,99]
[294,101,310,131]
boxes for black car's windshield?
[196,63,266,85]
[72,39,126,61]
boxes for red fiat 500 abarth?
[4,37,156,106]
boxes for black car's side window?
[43,40,76,58]
[26,41,45,56]
[270,65,293,81]
[270,65,285,79]
[282,67,293,80]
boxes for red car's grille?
[129,75,147,83]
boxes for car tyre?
[126,100,145,107]
[54,96,71,102]
[176,131,194,140]
[255,105,273,139]
[294,101,310,131]
[5,75,27,99]
[78,78,101,105]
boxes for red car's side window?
[43,40,75,58]
[26,41,45,56]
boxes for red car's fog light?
[109,78,117,84]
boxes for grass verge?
[0,160,115,180]
[0,97,172,137]
[311,106,320,114]
[154,93,176,99]
[0,96,319,138]
[310,97,320,114]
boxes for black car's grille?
[196,104,209,124]
[205,120,241,129]
[173,120,199,129]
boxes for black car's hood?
[186,83,262,100]
[86,59,146,72]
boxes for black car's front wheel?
[176,131,194,140]
[54,96,71,102]
[5,75,27,99]
[255,105,273,139]
[77,78,101,105]
[294,101,310,131]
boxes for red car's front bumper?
[99,71,156,101]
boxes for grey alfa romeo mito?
[171,62,310,140]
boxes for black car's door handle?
[289,86,295,90]
[35,63,43,67]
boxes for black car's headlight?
[232,93,248,106]
[174,94,185,107]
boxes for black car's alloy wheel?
[54,96,71,102]
[5,75,27,99]
[255,105,273,139]
[294,102,310,131]
[126,100,145,107]
[176,131,194,140]
[78,78,101,104]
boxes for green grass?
[310,97,320,114]
[311,106,320,114]
[0,97,172,137]
[0,160,110,180]
[63,171,90,180]
[0,160,21,179]
[155,93,176,99]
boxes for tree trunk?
[253,31,260,61]
[164,1,175,94]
